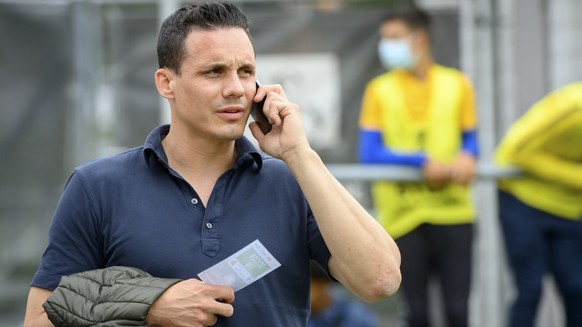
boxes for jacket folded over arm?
[43,266,181,327]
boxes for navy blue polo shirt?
[33,124,332,326]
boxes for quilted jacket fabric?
[43,266,181,326]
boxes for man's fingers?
[209,300,235,318]
[256,83,286,98]
[256,87,293,126]
[454,171,473,185]
[205,313,218,326]
[203,284,235,317]
[254,84,287,104]
[181,280,235,317]
[263,94,289,125]
[210,284,235,304]
[249,122,265,142]
[182,279,234,300]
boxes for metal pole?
[157,0,180,124]
[465,0,505,326]
[67,1,102,168]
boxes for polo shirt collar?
[142,124,263,172]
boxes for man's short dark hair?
[157,1,252,75]
[381,5,430,32]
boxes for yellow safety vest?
[496,82,582,219]
[370,66,475,239]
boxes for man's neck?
[409,51,433,80]
[162,127,237,179]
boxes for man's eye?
[239,69,254,76]
[206,69,223,76]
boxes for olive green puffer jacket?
[43,266,181,327]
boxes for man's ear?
[155,68,174,99]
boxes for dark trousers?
[396,223,473,327]
[499,190,582,327]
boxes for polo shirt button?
[191,198,199,205]
[206,222,213,229]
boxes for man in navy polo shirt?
[23,2,401,326]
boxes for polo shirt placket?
[149,127,259,259]
[199,172,229,257]
[157,156,230,259]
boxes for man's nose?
[223,73,245,98]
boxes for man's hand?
[248,84,311,161]
[450,152,476,186]
[422,160,452,189]
[147,279,235,327]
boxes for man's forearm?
[283,146,401,302]
[23,287,54,327]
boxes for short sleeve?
[459,75,478,130]
[31,170,105,290]
[306,206,332,276]
[359,82,383,131]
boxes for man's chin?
[220,127,246,141]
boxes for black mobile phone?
[251,78,272,135]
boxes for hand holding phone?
[251,78,272,135]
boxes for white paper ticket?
[198,239,281,292]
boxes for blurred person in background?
[23,2,402,326]
[358,5,479,327]
[308,262,379,327]
[495,82,582,327]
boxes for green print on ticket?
[234,248,270,278]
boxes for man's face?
[380,18,413,40]
[168,28,256,142]
[380,19,426,52]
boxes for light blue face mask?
[378,39,415,70]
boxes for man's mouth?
[217,106,245,120]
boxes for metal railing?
[326,162,521,181]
